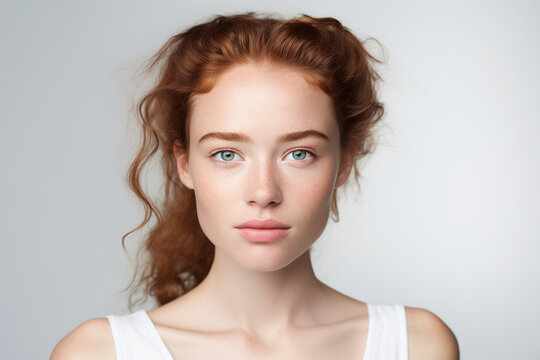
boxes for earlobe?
[173,141,194,190]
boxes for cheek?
[190,166,237,240]
[290,160,336,208]
[286,161,337,231]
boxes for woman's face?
[175,63,353,271]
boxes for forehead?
[188,63,338,142]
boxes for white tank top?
[107,303,408,359]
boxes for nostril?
[247,184,282,207]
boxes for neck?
[194,248,328,342]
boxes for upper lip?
[235,219,291,229]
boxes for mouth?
[235,219,291,243]
[235,228,290,243]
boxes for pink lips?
[235,219,291,243]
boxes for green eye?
[210,149,315,164]
[292,150,307,160]
[219,151,236,161]
[285,149,315,162]
[211,150,240,162]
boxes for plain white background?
[1,0,538,358]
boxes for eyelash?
[209,148,317,165]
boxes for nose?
[245,159,282,208]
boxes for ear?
[335,145,356,189]
[173,140,194,190]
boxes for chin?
[246,260,292,272]
[236,246,310,272]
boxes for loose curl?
[122,12,385,308]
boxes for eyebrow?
[198,130,330,144]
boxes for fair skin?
[51,63,459,359]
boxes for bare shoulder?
[50,317,116,360]
[405,306,459,360]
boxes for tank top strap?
[363,303,408,360]
[107,310,174,360]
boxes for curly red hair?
[122,12,385,307]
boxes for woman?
[51,12,459,359]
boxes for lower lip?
[236,228,290,243]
